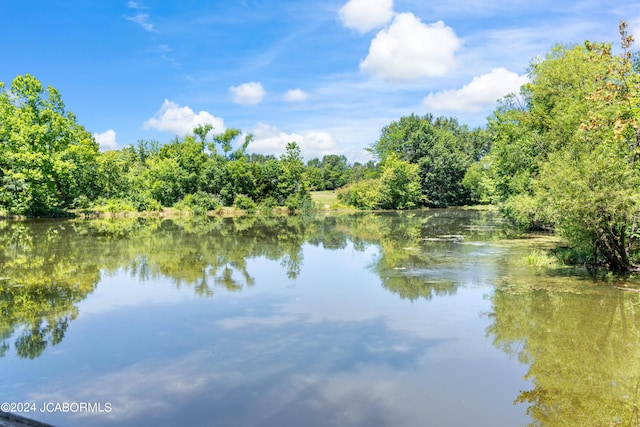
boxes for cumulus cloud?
[339,0,395,33]
[94,129,119,151]
[423,68,528,112]
[360,13,461,81]
[250,123,339,159]
[229,82,266,106]
[283,89,309,102]
[143,99,225,136]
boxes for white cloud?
[125,13,157,33]
[423,68,528,112]
[94,129,119,151]
[229,82,266,106]
[283,89,309,102]
[143,99,225,136]
[249,123,340,160]
[360,13,461,81]
[339,0,395,33]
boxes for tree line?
[0,76,371,216]
[1,22,639,271]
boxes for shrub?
[337,179,381,210]
[233,194,256,212]
[175,191,222,215]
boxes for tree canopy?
[3,22,640,272]
[478,22,640,272]
[0,74,100,215]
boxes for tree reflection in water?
[487,283,640,426]
[0,210,499,359]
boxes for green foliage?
[337,179,382,210]
[233,194,256,212]
[278,142,310,207]
[222,158,256,205]
[461,161,493,204]
[337,156,422,210]
[369,114,485,207]
[0,74,100,215]
[305,155,353,190]
[377,155,424,209]
[486,22,640,272]
[175,191,222,215]
[351,160,379,181]
[524,249,558,268]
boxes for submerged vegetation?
[1,23,640,272]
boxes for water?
[0,210,638,426]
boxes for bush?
[233,194,256,212]
[284,193,313,213]
[72,195,92,209]
[130,192,162,212]
[337,179,381,210]
[500,194,550,231]
[259,196,278,212]
[92,198,137,213]
[175,191,222,215]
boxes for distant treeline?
[1,22,640,271]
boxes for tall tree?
[487,22,640,271]
[0,74,99,215]
[369,114,479,207]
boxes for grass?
[525,249,558,268]
[310,190,353,211]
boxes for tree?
[0,74,100,214]
[320,154,352,190]
[337,155,422,210]
[369,114,479,207]
[378,154,423,209]
[486,22,640,271]
[537,26,640,271]
[279,142,311,210]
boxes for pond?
[1,210,639,426]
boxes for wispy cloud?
[125,13,157,33]
[127,1,147,10]
[125,1,157,33]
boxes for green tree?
[0,74,100,214]
[320,154,352,190]
[369,114,479,207]
[378,154,423,209]
[279,142,311,210]
[487,23,640,271]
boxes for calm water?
[1,210,639,426]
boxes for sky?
[1,0,638,162]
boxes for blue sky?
[1,1,637,162]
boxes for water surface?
[1,211,638,426]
